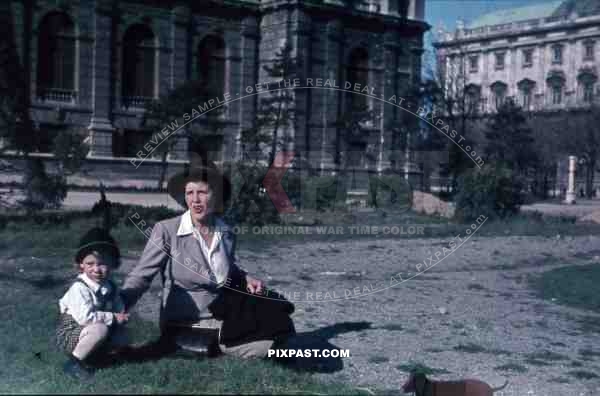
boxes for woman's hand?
[245,275,264,294]
[114,312,130,324]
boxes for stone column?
[319,20,343,175]
[87,0,114,157]
[237,16,259,162]
[167,5,191,162]
[565,155,577,204]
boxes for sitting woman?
[120,158,295,359]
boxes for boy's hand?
[114,312,130,324]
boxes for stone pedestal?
[565,155,577,204]
[87,117,114,157]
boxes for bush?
[282,173,347,212]
[222,161,280,226]
[454,164,525,222]
[19,158,67,212]
[367,174,412,213]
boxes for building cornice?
[434,15,600,49]
[259,0,429,36]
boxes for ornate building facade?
[433,0,600,197]
[6,0,428,186]
[433,0,600,114]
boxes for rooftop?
[467,0,564,29]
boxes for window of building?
[491,81,507,110]
[36,12,76,102]
[518,79,536,110]
[469,55,478,73]
[121,24,157,108]
[552,85,562,104]
[197,35,226,97]
[578,71,597,103]
[584,82,595,103]
[345,47,369,111]
[584,40,595,61]
[464,84,481,114]
[552,44,563,64]
[522,48,533,68]
[494,52,505,70]
[547,73,565,105]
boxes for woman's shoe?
[63,355,94,380]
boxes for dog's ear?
[414,373,427,395]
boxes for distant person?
[56,228,130,380]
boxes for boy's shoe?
[63,356,94,380]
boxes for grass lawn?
[531,262,600,312]
[0,220,366,394]
[1,207,599,393]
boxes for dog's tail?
[491,379,509,393]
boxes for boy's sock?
[63,354,94,380]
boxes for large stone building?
[434,0,600,113]
[433,0,600,196]
[5,0,428,187]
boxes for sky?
[422,0,560,68]
[425,0,558,33]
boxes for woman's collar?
[177,210,230,236]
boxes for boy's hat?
[167,155,231,213]
[75,227,121,268]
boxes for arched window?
[37,12,76,101]
[578,71,597,104]
[490,81,507,110]
[464,84,481,114]
[546,72,565,106]
[122,24,156,108]
[197,36,226,97]
[517,79,536,110]
[345,47,369,112]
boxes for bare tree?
[424,39,482,193]
[142,81,225,190]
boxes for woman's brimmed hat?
[75,227,121,268]
[167,157,231,213]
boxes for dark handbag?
[209,281,296,347]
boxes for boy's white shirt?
[59,273,125,326]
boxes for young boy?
[56,227,130,380]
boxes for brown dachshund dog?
[402,372,509,396]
